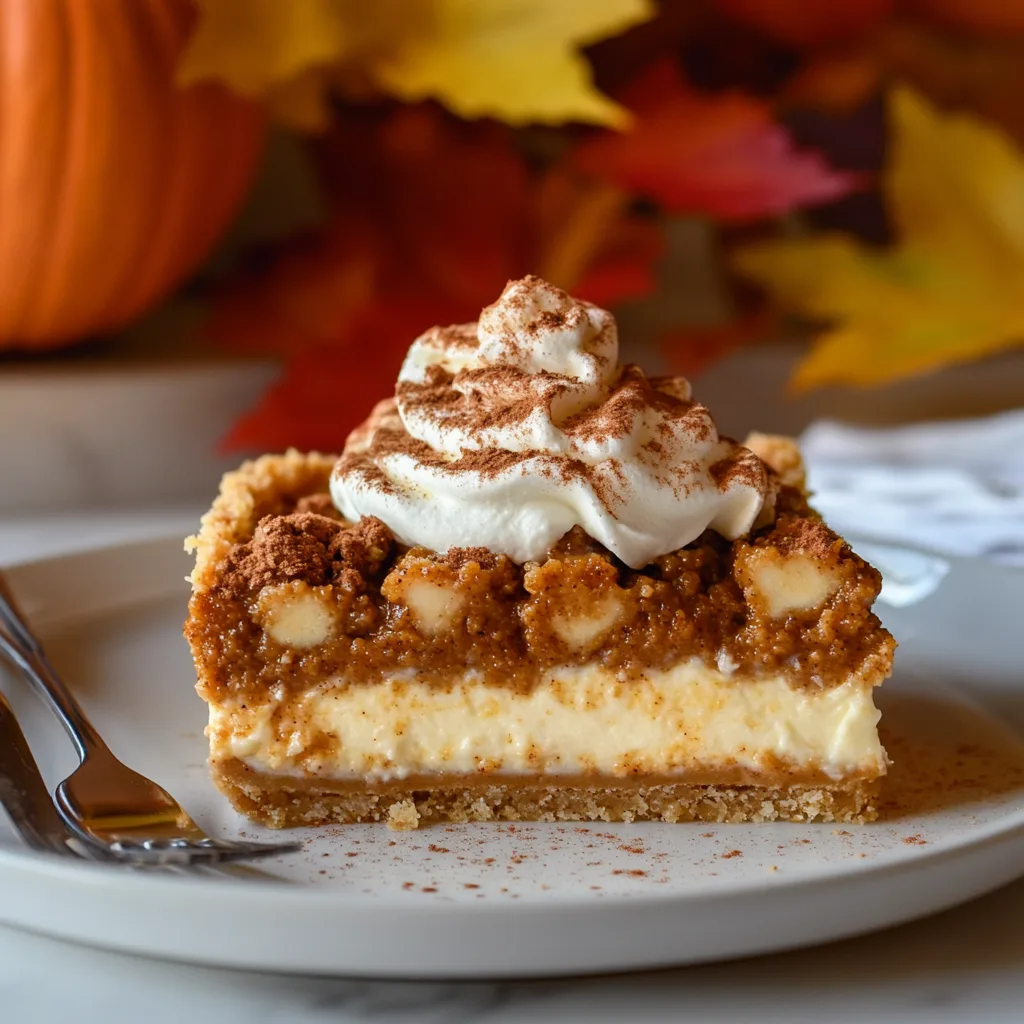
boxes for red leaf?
[220,344,407,454]
[573,216,665,308]
[208,221,383,357]
[213,109,530,366]
[659,311,775,379]
[367,110,531,309]
[716,0,893,48]
[574,62,860,221]
[904,0,1024,35]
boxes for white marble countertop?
[2,518,1023,1024]
[2,878,1023,1024]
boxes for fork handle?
[0,688,75,855]
[0,570,109,762]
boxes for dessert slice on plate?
[185,276,894,830]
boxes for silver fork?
[0,686,79,858]
[0,570,300,867]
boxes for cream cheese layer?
[208,663,885,784]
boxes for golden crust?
[185,449,336,592]
[212,758,879,830]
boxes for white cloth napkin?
[799,410,1024,604]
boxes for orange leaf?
[904,0,1024,34]
[574,62,860,221]
[355,109,531,309]
[873,22,1024,145]
[716,0,893,48]
[211,109,529,364]
[783,49,883,112]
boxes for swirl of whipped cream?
[331,276,769,568]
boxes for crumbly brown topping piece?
[222,511,391,597]
[294,492,343,518]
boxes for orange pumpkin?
[0,0,265,349]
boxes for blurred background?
[3,0,1024,517]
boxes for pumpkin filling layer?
[186,488,893,700]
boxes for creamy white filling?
[209,663,884,784]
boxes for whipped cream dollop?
[331,276,769,568]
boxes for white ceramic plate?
[0,538,1022,978]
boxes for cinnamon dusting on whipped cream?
[331,276,769,567]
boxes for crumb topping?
[294,493,343,518]
[222,512,391,597]
[187,493,893,704]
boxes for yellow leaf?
[179,0,351,96]
[180,0,652,129]
[373,0,652,127]
[733,86,1024,390]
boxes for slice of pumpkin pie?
[185,276,894,830]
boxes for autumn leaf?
[574,62,860,221]
[732,86,1024,391]
[375,0,652,127]
[209,110,527,449]
[213,108,663,451]
[716,0,892,48]
[904,0,1024,34]
[181,0,653,129]
[873,24,1024,145]
[221,347,404,453]
[180,0,351,98]
[660,311,776,380]
[784,24,1024,138]
[716,0,893,48]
